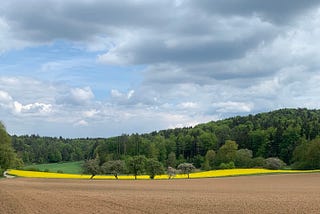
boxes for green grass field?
[23,161,84,174]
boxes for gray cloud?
[1,1,320,137]
[1,0,174,42]
[190,0,320,24]
[2,0,278,64]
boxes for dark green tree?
[192,154,204,168]
[202,150,216,170]
[293,138,320,169]
[127,155,146,179]
[251,157,266,168]
[146,159,164,179]
[215,140,238,167]
[235,149,253,168]
[0,122,22,173]
[166,152,176,167]
[214,124,231,148]
[47,144,62,163]
[198,132,217,155]
[219,161,235,169]
[279,126,300,164]
[248,129,268,157]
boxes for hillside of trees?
[9,108,320,171]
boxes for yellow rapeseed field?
[7,168,320,180]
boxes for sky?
[1,0,320,138]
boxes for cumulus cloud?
[1,1,320,137]
[70,87,94,102]
[57,87,94,105]
[0,89,53,116]
[13,101,52,115]
[98,15,277,66]
[188,0,320,25]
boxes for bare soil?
[1,173,320,214]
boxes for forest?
[7,108,320,171]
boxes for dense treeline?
[11,108,320,170]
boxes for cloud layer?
[1,0,320,137]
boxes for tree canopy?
[0,122,22,173]
[7,108,320,171]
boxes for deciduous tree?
[82,158,100,179]
[167,167,176,179]
[146,159,164,179]
[101,160,125,179]
[0,122,22,172]
[215,140,238,167]
[177,163,195,179]
[127,155,146,179]
[166,152,176,167]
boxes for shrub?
[219,161,235,169]
[24,167,41,171]
[264,157,286,170]
[251,157,266,168]
[43,168,50,172]
[235,149,253,168]
[57,170,64,173]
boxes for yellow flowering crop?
[7,168,320,180]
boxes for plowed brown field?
[1,173,320,214]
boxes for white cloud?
[111,89,123,98]
[13,101,52,115]
[110,89,135,103]
[178,102,198,109]
[0,90,13,103]
[83,109,99,118]
[127,90,134,99]
[57,87,94,106]
[213,102,253,113]
[74,120,89,127]
[0,89,53,116]
[70,87,94,102]
[1,1,320,137]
